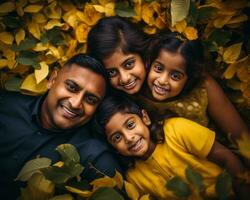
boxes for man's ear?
[141,109,151,125]
[47,69,59,89]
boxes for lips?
[128,138,143,152]
[153,84,170,95]
[122,79,137,90]
[60,104,82,119]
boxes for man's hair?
[64,53,110,84]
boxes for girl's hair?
[87,16,149,64]
[147,30,205,94]
[92,93,167,168]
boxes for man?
[0,54,122,199]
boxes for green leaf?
[5,76,22,92]
[15,157,52,181]
[42,166,72,184]
[166,176,191,198]
[67,179,91,191]
[197,7,218,24]
[42,28,65,46]
[208,29,232,46]
[203,40,218,52]
[56,144,80,164]
[16,51,40,68]
[49,194,73,200]
[171,0,190,26]
[89,187,124,200]
[115,2,136,18]
[64,161,84,178]
[185,166,204,191]
[2,16,23,29]
[187,1,198,26]
[11,38,37,51]
[215,171,232,200]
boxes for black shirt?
[0,91,122,199]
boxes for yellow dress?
[135,84,208,127]
[126,118,224,199]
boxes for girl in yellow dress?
[93,94,249,200]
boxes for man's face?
[41,64,106,130]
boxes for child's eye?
[153,63,163,72]
[111,133,122,143]
[107,69,117,78]
[127,120,135,129]
[170,71,184,81]
[124,60,135,69]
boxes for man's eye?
[107,69,117,78]
[124,60,135,69]
[85,95,98,105]
[66,81,77,92]
[111,133,122,143]
[127,120,135,129]
[153,64,163,72]
[170,71,184,81]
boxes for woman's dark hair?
[87,16,150,64]
[147,30,205,94]
[92,93,167,168]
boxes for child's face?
[105,111,155,159]
[147,50,188,101]
[103,50,146,94]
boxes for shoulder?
[0,91,37,105]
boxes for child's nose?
[158,72,169,85]
[124,133,135,144]
[119,72,131,85]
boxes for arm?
[205,74,249,140]
[207,141,249,200]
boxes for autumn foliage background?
[0,0,250,199]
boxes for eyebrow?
[65,79,80,90]
[154,60,186,73]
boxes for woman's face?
[103,50,146,94]
[147,50,188,101]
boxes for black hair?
[87,16,150,65]
[92,93,166,168]
[147,30,205,95]
[64,53,109,84]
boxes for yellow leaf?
[12,64,30,75]
[0,59,8,69]
[77,4,102,26]
[113,170,124,190]
[243,86,250,99]
[171,0,190,26]
[226,79,241,90]
[46,45,61,59]
[237,171,250,184]
[15,29,26,45]
[124,181,140,200]
[7,59,17,70]
[223,63,237,79]
[26,172,55,199]
[65,39,77,58]
[139,194,150,200]
[32,13,47,23]
[142,3,155,26]
[3,49,15,60]
[44,19,64,30]
[53,161,64,167]
[65,186,92,198]
[33,42,49,52]
[0,32,14,45]
[93,2,115,16]
[213,15,232,28]
[236,132,250,159]
[75,23,91,43]
[223,43,242,64]
[28,22,41,39]
[90,176,117,190]
[44,1,62,19]
[60,0,75,12]
[174,20,187,33]
[183,26,198,40]
[0,2,15,13]
[35,62,49,84]
[49,194,73,200]
[24,4,43,13]
[63,9,79,28]
[133,2,142,22]
[21,73,48,94]
[143,26,157,35]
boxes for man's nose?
[69,93,84,109]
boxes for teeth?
[62,106,78,117]
[154,85,169,95]
[130,138,142,152]
[123,79,136,89]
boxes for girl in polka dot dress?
[135,30,249,145]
